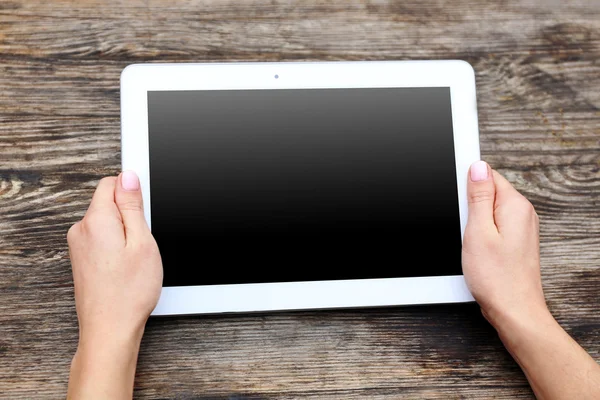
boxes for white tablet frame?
[121,60,480,316]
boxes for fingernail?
[470,161,489,182]
[121,170,140,191]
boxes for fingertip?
[88,176,118,212]
[466,161,497,230]
[491,169,518,195]
[115,172,144,212]
[469,161,490,182]
[98,176,118,186]
[114,171,148,240]
[119,170,140,192]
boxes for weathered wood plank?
[0,0,599,399]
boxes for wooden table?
[1,1,599,398]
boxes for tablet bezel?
[120,60,479,316]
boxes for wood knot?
[0,176,23,199]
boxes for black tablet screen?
[147,88,462,287]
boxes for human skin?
[462,161,600,399]
[66,166,600,399]
[66,172,162,400]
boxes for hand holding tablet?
[67,164,600,399]
[120,60,480,315]
[67,62,600,397]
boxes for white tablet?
[120,60,480,316]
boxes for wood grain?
[0,0,599,398]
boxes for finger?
[87,177,118,213]
[491,170,536,233]
[492,170,521,199]
[66,221,82,245]
[114,170,150,242]
[81,177,125,246]
[466,161,497,232]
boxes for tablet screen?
[148,87,462,287]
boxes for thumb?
[466,161,497,233]
[115,170,150,241]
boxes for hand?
[462,161,600,400]
[461,161,548,331]
[66,171,163,399]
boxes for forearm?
[495,309,600,400]
[67,330,143,400]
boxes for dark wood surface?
[1,0,599,398]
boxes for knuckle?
[67,222,81,243]
[468,189,495,204]
[82,211,103,229]
[81,211,110,236]
[118,198,143,213]
[511,195,536,215]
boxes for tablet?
[120,61,480,316]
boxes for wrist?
[69,326,144,399]
[77,323,145,359]
[486,305,560,356]
[78,315,146,349]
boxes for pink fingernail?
[470,161,489,182]
[121,170,140,191]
